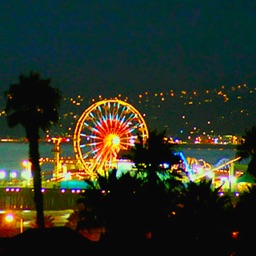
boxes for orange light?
[231,231,239,240]
[5,213,24,233]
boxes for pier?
[0,187,82,211]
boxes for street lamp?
[5,213,24,233]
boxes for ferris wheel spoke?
[81,147,99,159]
[121,115,138,128]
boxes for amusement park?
[9,99,249,194]
[0,99,251,194]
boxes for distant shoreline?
[0,139,238,149]
[178,143,237,149]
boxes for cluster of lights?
[3,186,241,197]
[5,187,20,192]
[5,187,85,193]
[60,188,85,193]
[218,191,240,197]
[0,168,31,181]
[0,170,19,179]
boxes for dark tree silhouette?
[233,185,256,255]
[125,129,184,241]
[171,178,234,255]
[236,125,256,179]
[128,128,182,183]
[4,71,62,228]
[72,129,184,246]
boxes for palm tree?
[171,178,234,254]
[236,125,256,178]
[233,186,256,254]
[76,168,145,241]
[126,129,184,240]
[4,71,62,228]
[127,128,182,184]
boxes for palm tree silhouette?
[126,129,184,239]
[236,125,256,179]
[172,178,233,254]
[4,71,62,228]
[128,128,182,184]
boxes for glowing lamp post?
[5,213,24,233]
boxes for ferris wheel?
[73,99,149,177]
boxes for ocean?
[0,141,242,173]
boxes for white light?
[0,170,6,179]
[10,171,18,179]
[21,170,31,180]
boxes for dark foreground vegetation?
[1,179,256,256]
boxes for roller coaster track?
[191,156,242,181]
[211,156,241,172]
[178,151,242,182]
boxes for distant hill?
[0,84,255,140]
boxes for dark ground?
[0,226,246,256]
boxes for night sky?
[1,1,256,97]
[0,1,256,137]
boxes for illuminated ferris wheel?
[73,99,149,177]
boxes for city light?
[0,170,6,179]
[21,160,32,186]
[5,213,24,233]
